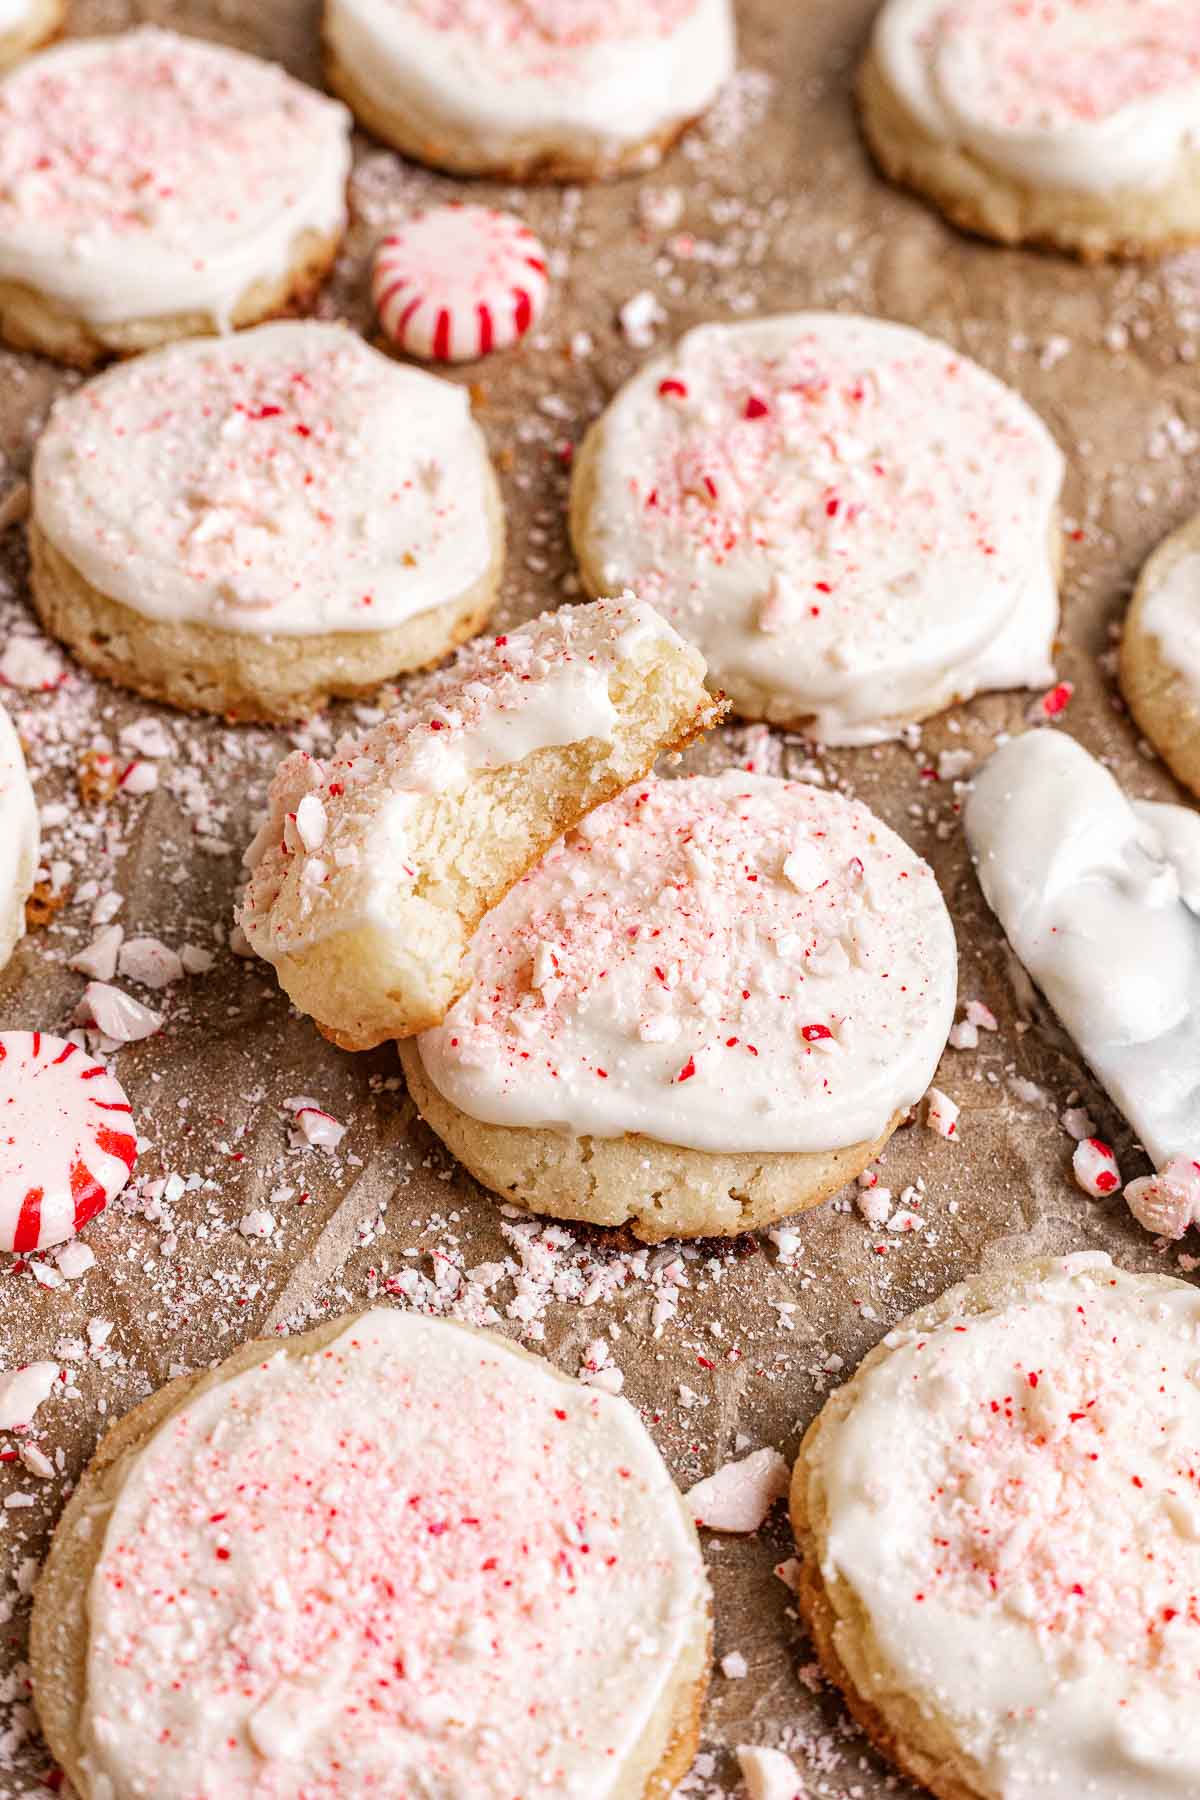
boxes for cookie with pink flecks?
[792,1252,1200,1797]
[0,1031,136,1253]
[32,1308,711,1798]
[373,205,549,362]
[322,0,735,181]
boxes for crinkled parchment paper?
[1,0,1199,1792]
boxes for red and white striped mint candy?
[372,204,549,363]
[0,1031,137,1254]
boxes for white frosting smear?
[33,322,497,638]
[576,314,1062,744]
[239,596,681,962]
[877,0,1200,194]
[81,1309,707,1799]
[0,699,37,971]
[418,771,958,1154]
[813,1255,1200,1797]
[966,729,1200,1166]
[0,28,351,326]
[325,0,734,169]
[1142,548,1200,694]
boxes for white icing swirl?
[876,0,1200,194]
[0,699,37,972]
[80,1309,707,1799]
[33,322,498,638]
[417,771,958,1154]
[324,0,734,169]
[965,729,1200,1165]
[574,314,1062,745]
[0,29,351,327]
[811,1255,1200,1797]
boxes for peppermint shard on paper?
[966,729,1200,1229]
[238,595,724,1050]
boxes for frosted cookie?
[401,770,958,1241]
[1120,511,1200,799]
[0,0,62,73]
[792,1252,1200,1798]
[29,321,505,721]
[239,596,723,1050]
[860,0,1200,261]
[373,205,550,362]
[966,729,1200,1187]
[32,1308,711,1799]
[570,314,1063,745]
[0,698,37,971]
[322,0,736,181]
[0,28,352,368]
[0,1031,136,1253]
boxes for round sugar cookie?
[791,1252,1200,1799]
[1120,511,1200,799]
[0,0,63,74]
[570,313,1064,746]
[29,321,505,721]
[239,596,723,1048]
[859,0,1200,261]
[0,698,37,972]
[32,1308,711,1799]
[404,770,958,1241]
[322,0,736,181]
[0,1031,136,1253]
[0,27,352,368]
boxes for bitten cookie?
[402,770,958,1241]
[239,596,724,1050]
[1120,510,1200,799]
[323,0,735,181]
[966,730,1200,1227]
[0,28,351,367]
[30,321,505,721]
[0,0,62,73]
[859,0,1200,261]
[0,698,37,972]
[570,314,1063,744]
[32,1308,711,1799]
[792,1252,1200,1799]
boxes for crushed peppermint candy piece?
[117,936,184,990]
[1124,1157,1200,1239]
[736,1744,807,1799]
[685,1446,790,1533]
[76,981,162,1043]
[285,1097,347,1151]
[0,636,64,691]
[68,925,124,982]
[925,1087,960,1140]
[239,1208,275,1240]
[1072,1138,1120,1197]
[373,205,549,363]
[721,1650,749,1679]
[966,1000,998,1031]
[0,1362,59,1430]
[619,288,666,348]
[856,1185,892,1226]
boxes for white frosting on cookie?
[0,0,34,34]
[239,596,685,963]
[325,0,735,169]
[33,322,497,638]
[877,0,1200,195]
[966,729,1200,1166]
[0,699,37,972]
[80,1309,707,1799]
[1140,549,1200,693]
[575,314,1062,745]
[811,1254,1200,1797]
[0,28,351,327]
[417,771,957,1154]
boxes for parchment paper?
[1,1,1198,1792]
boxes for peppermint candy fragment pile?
[372,204,549,363]
[0,1031,137,1253]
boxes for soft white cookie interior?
[325,0,734,168]
[417,770,957,1154]
[875,0,1200,195]
[78,1309,708,1799]
[966,728,1200,1166]
[33,322,498,638]
[573,313,1062,744]
[803,1252,1200,1798]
